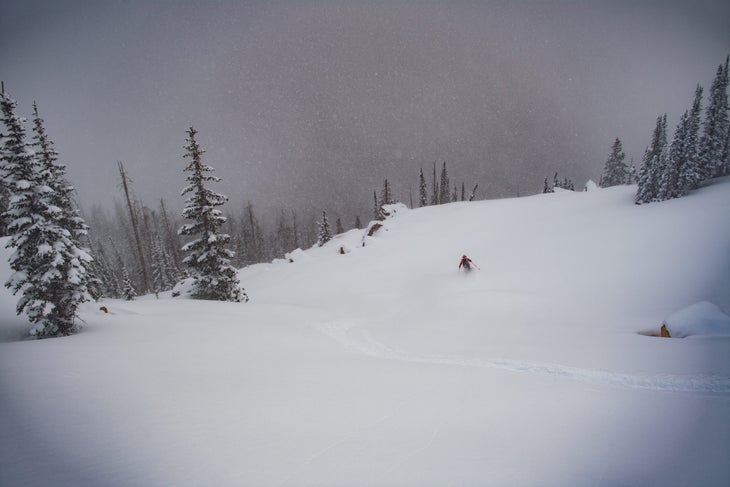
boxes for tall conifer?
[178,127,246,302]
[600,138,627,187]
[698,57,729,180]
[636,114,667,204]
[1,89,92,337]
[418,168,428,207]
[317,211,332,246]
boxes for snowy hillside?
[1,180,729,487]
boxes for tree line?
[594,56,730,202]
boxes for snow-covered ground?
[1,180,729,487]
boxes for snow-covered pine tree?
[698,56,729,180]
[91,241,120,298]
[31,103,86,241]
[635,114,667,204]
[373,191,382,221]
[439,162,451,204]
[431,162,439,205]
[677,85,704,193]
[626,158,636,185]
[151,235,178,294]
[355,215,362,229]
[336,217,344,235]
[31,102,97,297]
[418,168,428,207]
[380,178,394,207]
[543,177,552,193]
[1,90,93,337]
[0,177,8,236]
[178,126,246,302]
[317,210,332,246]
[721,123,730,176]
[658,112,689,200]
[600,138,627,187]
[121,266,136,301]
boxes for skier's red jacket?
[459,255,476,270]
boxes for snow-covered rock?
[663,301,730,338]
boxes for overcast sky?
[1,0,728,224]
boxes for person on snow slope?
[458,254,479,272]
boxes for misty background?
[1,0,728,225]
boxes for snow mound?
[663,301,730,338]
[284,248,308,262]
[584,179,598,191]
[380,202,408,218]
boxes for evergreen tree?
[658,87,706,200]
[418,168,428,207]
[0,173,8,236]
[373,191,382,221]
[721,123,730,176]
[151,235,177,293]
[178,126,246,302]
[380,178,394,206]
[121,266,136,301]
[677,85,704,193]
[439,162,451,203]
[543,177,552,194]
[292,212,300,249]
[354,215,362,229]
[336,217,344,235]
[430,162,439,205]
[658,113,688,200]
[1,89,93,338]
[626,158,636,184]
[600,138,627,187]
[317,210,332,246]
[92,241,120,298]
[636,114,667,204]
[31,102,95,276]
[460,182,465,201]
[698,56,729,180]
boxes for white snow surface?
[2,180,730,487]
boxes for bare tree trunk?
[118,161,150,293]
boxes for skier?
[458,254,479,272]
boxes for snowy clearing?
[2,180,730,487]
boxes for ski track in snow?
[315,321,730,394]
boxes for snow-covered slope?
[1,180,729,487]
